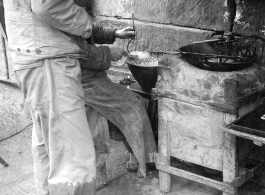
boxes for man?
[3,0,125,194]
[81,23,157,178]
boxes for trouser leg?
[31,116,50,195]
[15,58,96,195]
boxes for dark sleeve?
[80,44,111,70]
[92,23,117,44]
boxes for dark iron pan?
[172,38,257,72]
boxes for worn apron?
[81,70,157,177]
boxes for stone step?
[0,174,36,195]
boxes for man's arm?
[83,24,133,70]
[84,45,112,70]
[31,0,92,39]
[83,44,126,70]
[92,24,135,44]
[92,24,116,44]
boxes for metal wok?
[171,37,258,72]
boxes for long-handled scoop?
[127,13,136,56]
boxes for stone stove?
[155,55,265,195]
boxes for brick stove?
[154,55,265,195]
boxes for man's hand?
[115,26,135,39]
[108,45,128,62]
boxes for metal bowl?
[126,52,163,93]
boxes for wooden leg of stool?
[159,171,171,192]
[123,139,139,169]
[129,153,138,165]
[223,133,238,195]
[158,108,171,192]
[96,162,107,191]
[99,162,107,185]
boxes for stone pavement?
[0,124,220,195]
[1,124,265,195]
[0,123,129,195]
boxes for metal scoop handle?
[127,13,136,54]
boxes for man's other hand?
[109,45,127,62]
[115,27,135,39]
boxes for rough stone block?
[92,0,226,31]
[158,97,236,171]
[156,55,265,106]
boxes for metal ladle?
[127,13,136,55]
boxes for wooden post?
[157,98,171,192]
[98,162,107,186]
[223,132,238,195]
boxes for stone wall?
[88,0,265,73]
[92,0,226,31]
[90,0,226,54]
[90,0,265,37]
[97,17,212,52]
